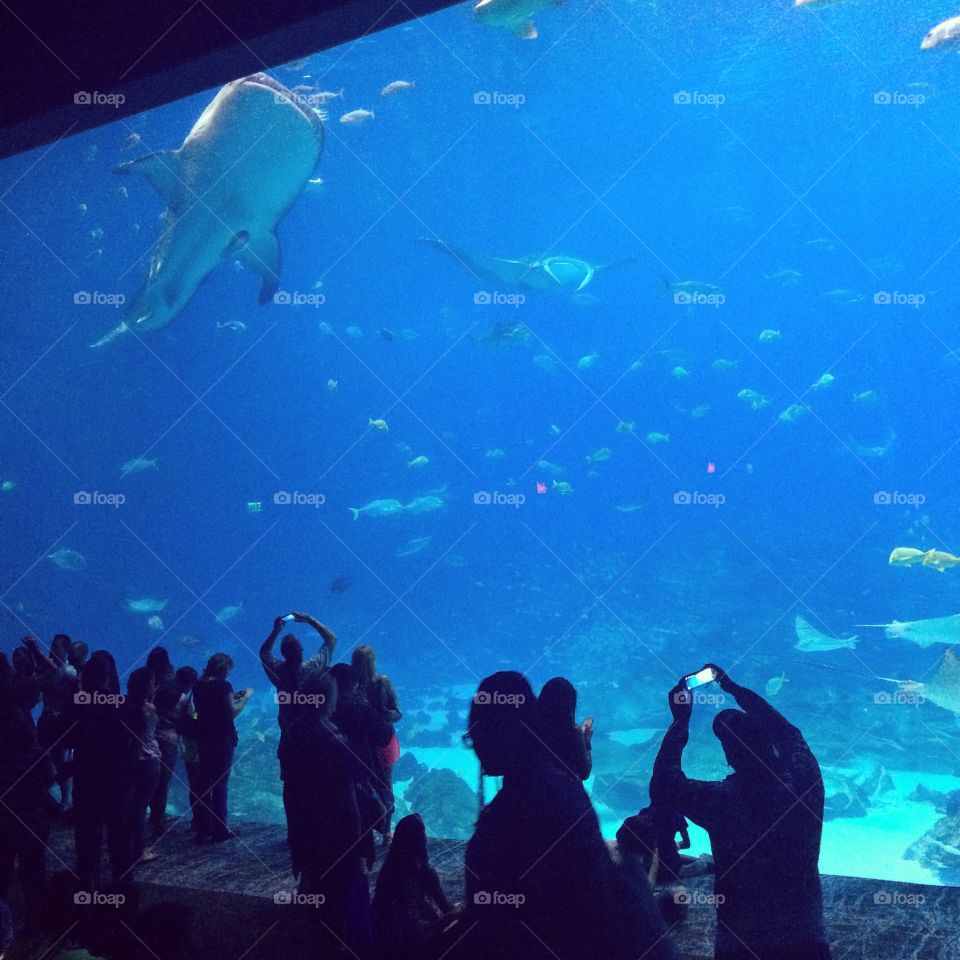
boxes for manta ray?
[92,73,324,347]
[420,237,635,297]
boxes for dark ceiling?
[0,0,460,160]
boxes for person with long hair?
[145,647,179,843]
[372,814,456,959]
[536,677,593,782]
[352,644,402,845]
[192,654,252,842]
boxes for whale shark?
[92,73,324,347]
[420,238,635,297]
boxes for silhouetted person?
[459,671,674,960]
[0,898,12,960]
[120,668,161,866]
[0,653,55,934]
[330,662,391,861]
[68,651,132,889]
[192,654,252,842]
[260,611,337,729]
[171,667,200,833]
[372,813,456,960]
[278,672,372,956]
[353,644,402,844]
[145,647,179,843]
[650,664,830,960]
[536,676,593,781]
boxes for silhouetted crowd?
[0,617,832,960]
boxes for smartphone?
[681,666,717,690]
[583,717,594,732]
[281,613,295,622]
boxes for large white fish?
[93,74,324,346]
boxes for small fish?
[350,498,404,520]
[821,289,864,304]
[381,80,415,96]
[586,447,613,463]
[326,379,339,392]
[672,366,690,380]
[330,576,353,593]
[690,404,711,419]
[0,480,15,492]
[305,177,325,194]
[179,634,201,647]
[537,459,564,476]
[403,494,444,514]
[805,237,836,251]
[147,615,165,631]
[778,403,807,424]
[122,133,142,150]
[485,448,506,460]
[533,354,559,373]
[614,503,645,513]
[346,326,363,339]
[646,432,669,444]
[763,268,803,286]
[77,203,88,217]
[710,358,738,372]
[615,421,635,434]
[852,390,877,405]
[313,89,345,103]
[473,0,559,38]
[408,456,430,468]
[378,327,396,340]
[922,15,960,50]
[340,109,375,126]
[552,480,573,495]
[737,389,770,412]
[318,322,333,335]
[215,603,243,624]
[48,548,87,571]
[121,457,158,476]
[667,279,722,296]
[577,352,600,370]
[395,536,432,557]
[811,373,834,390]
[548,424,561,437]
[765,672,788,696]
[368,418,389,432]
[217,320,247,333]
[758,329,781,343]
[126,598,168,614]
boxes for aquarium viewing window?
[2,1,960,954]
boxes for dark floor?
[14,820,960,959]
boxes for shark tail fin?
[349,508,360,520]
[89,321,130,348]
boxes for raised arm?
[377,675,402,724]
[291,612,337,665]
[259,617,286,685]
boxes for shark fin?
[89,320,130,348]
[238,231,281,304]
[114,151,184,207]
[517,19,538,38]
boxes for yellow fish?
[888,547,927,567]
[368,418,389,432]
[923,550,960,573]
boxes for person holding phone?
[536,676,594,781]
[649,664,831,960]
[259,611,338,730]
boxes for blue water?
[3,0,960,882]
